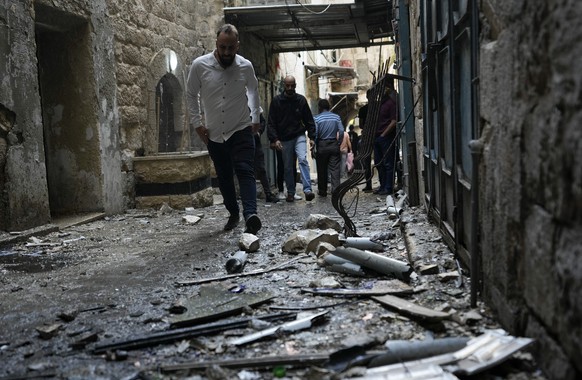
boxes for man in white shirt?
[186,24,261,234]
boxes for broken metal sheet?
[371,294,452,322]
[359,330,533,379]
[92,312,296,354]
[228,311,329,346]
[170,285,275,328]
[359,362,460,380]
[159,353,329,373]
[301,279,413,297]
[447,330,534,376]
[333,246,413,281]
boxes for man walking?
[267,76,316,202]
[186,24,261,234]
[313,99,343,196]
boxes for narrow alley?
[0,187,545,379]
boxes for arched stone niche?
[145,48,187,155]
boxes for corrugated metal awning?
[305,65,358,80]
[224,0,394,53]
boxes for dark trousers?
[315,140,341,195]
[208,127,257,220]
[363,153,373,189]
[275,149,297,193]
[373,134,396,193]
[254,135,272,196]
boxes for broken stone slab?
[301,279,414,297]
[170,284,275,328]
[315,241,336,257]
[418,264,440,275]
[438,271,461,282]
[182,215,201,224]
[305,229,340,254]
[282,229,340,254]
[36,323,62,340]
[371,294,452,322]
[303,214,342,232]
[308,276,342,289]
[333,246,413,281]
[238,233,259,253]
[228,310,329,346]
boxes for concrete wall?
[478,0,582,378]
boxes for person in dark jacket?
[267,76,316,202]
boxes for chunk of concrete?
[239,233,260,253]
[303,214,342,232]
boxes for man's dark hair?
[318,99,330,111]
[217,24,239,39]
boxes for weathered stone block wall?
[0,2,51,231]
[106,0,225,157]
[479,0,582,378]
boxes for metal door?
[420,0,477,265]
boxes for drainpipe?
[469,0,481,309]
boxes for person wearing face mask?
[186,24,261,234]
[266,76,316,203]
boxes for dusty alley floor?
[0,186,546,380]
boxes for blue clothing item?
[207,127,257,220]
[373,134,396,193]
[281,134,312,195]
[314,111,344,140]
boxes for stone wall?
[0,0,125,230]
[478,0,581,378]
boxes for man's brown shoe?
[305,192,315,201]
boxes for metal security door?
[421,0,477,265]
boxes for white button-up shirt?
[186,51,260,142]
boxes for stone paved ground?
[0,184,547,379]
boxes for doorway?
[35,4,104,220]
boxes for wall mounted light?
[168,50,178,73]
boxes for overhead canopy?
[224,0,394,53]
[305,65,358,80]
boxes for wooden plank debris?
[92,312,296,354]
[301,279,413,297]
[371,294,452,322]
[159,353,329,373]
[175,255,308,286]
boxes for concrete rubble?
[0,190,546,379]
